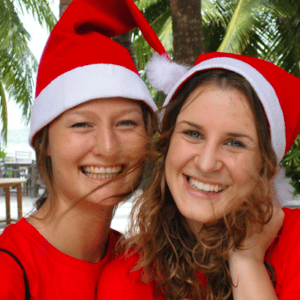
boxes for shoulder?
[270,207,300,252]
[280,207,300,238]
[101,250,141,278]
[0,219,41,299]
[97,251,156,300]
[0,249,26,299]
[282,206,300,219]
[0,219,38,266]
[268,207,300,298]
[0,218,33,249]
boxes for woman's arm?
[229,199,284,300]
[229,252,279,299]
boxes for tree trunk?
[112,32,136,64]
[59,0,73,17]
[170,0,204,66]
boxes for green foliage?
[133,0,171,105]
[0,148,6,159]
[132,0,300,194]
[0,0,57,143]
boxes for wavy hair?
[125,69,277,300]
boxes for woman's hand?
[230,203,284,262]
[229,181,284,300]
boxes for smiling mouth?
[188,176,226,194]
[81,165,124,179]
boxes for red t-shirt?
[0,218,121,300]
[97,207,300,299]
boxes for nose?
[92,126,119,157]
[194,141,222,173]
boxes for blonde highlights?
[125,69,277,300]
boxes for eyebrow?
[70,107,142,117]
[178,120,255,142]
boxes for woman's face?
[47,97,147,206]
[165,83,262,233]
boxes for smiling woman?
[165,79,264,233]
[42,98,147,209]
[0,0,169,299]
[97,52,300,300]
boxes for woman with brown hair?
[97,52,300,299]
[0,0,169,299]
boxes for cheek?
[165,138,183,181]
[166,135,195,172]
[49,134,91,169]
[120,132,148,157]
[225,152,255,177]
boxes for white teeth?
[189,178,224,193]
[82,165,123,179]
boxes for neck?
[27,197,115,263]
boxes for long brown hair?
[125,69,277,300]
[32,101,158,212]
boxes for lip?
[185,174,225,186]
[81,164,125,169]
[184,175,227,199]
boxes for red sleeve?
[272,208,300,299]
[97,254,157,300]
[0,252,26,300]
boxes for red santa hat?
[29,0,169,145]
[148,52,300,163]
[147,52,300,203]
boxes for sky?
[7,0,59,129]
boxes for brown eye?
[118,120,137,127]
[71,122,91,128]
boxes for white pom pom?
[274,167,296,206]
[146,53,190,94]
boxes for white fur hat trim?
[146,54,190,94]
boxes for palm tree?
[59,0,300,193]
[132,0,300,193]
[170,0,204,65]
[60,0,72,16]
[0,0,56,142]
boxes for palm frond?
[133,1,171,70]
[16,0,57,32]
[217,0,262,53]
[0,45,36,123]
[262,0,300,76]
[0,0,30,57]
[0,83,8,143]
[202,0,230,25]
[134,0,162,10]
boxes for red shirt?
[97,207,300,299]
[0,218,121,300]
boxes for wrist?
[229,247,265,263]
